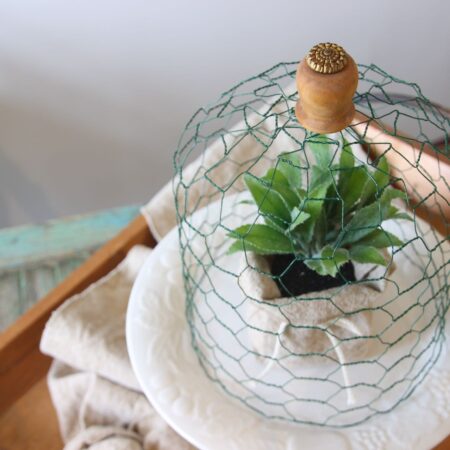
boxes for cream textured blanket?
[40,245,194,449]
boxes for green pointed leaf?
[381,190,411,221]
[385,205,397,218]
[297,188,307,201]
[358,156,390,206]
[389,211,413,221]
[228,224,293,255]
[288,208,310,231]
[326,139,353,220]
[349,246,388,266]
[296,166,334,242]
[340,202,385,245]
[339,166,371,212]
[244,173,291,229]
[310,165,333,191]
[336,143,355,189]
[277,152,302,189]
[313,209,328,248]
[339,140,355,171]
[308,134,333,169]
[355,229,404,248]
[228,240,251,254]
[304,246,349,277]
[341,185,410,245]
[262,168,300,209]
[381,187,408,206]
[376,155,389,181]
[382,204,412,222]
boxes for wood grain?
[0,214,155,415]
[436,437,450,449]
[0,205,140,271]
[0,377,62,450]
[296,51,359,133]
[0,205,140,332]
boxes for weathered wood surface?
[0,205,140,331]
[0,377,62,450]
[0,214,155,416]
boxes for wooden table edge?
[0,214,155,413]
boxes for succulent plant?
[228,134,410,278]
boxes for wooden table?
[0,214,154,449]
[0,205,140,332]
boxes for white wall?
[0,0,449,227]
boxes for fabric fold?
[40,245,194,449]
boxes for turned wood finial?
[295,43,358,133]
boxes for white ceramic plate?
[127,194,450,450]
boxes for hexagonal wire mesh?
[173,62,449,427]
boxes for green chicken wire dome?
[173,44,449,427]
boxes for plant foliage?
[228,135,410,277]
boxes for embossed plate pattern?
[127,198,450,450]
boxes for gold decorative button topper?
[306,42,347,74]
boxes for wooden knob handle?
[295,43,358,134]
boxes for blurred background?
[0,0,449,228]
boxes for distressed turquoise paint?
[0,205,141,270]
[0,205,141,331]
